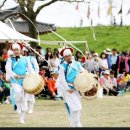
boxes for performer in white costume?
[56,47,85,127]
[5,43,34,124]
[23,48,39,114]
[5,50,17,110]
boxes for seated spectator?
[95,69,100,77]
[47,71,61,100]
[39,66,49,98]
[99,70,119,96]
[121,71,130,91]
[110,70,117,90]
[0,70,10,104]
[117,74,124,91]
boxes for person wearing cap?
[99,70,119,96]
[5,42,35,124]
[21,46,39,114]
[47,70,61,100]
[104,48,112,69]
[55,47,86,127]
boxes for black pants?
[103,88,119,96]
[0,88,10,103]
[36,86,49,98]
[111,64,118,78]
[0,92,4,103]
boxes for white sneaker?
[76,123,82,127]
[4,99,10,104]
[19,112,25,124]
[28,110,33,114]
[20,119,25,124]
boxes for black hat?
[112,48,117,51]
[121,51,126,56]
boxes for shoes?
[20,119,25,124]
[54,97,62,101]
[14,105,17,111]
[4,98,11,104]
[28,110,33,114]
[19,112,25,124]
[118,90,124,96]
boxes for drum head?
[74,71,97,92]
[23,73,44,95]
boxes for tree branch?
[0,0,7,10]
[35,0,58,15]
[16,0,27,15]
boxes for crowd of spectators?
[0,45,130,105]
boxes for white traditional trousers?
[63,91,82,127]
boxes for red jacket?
[47,78,57,94]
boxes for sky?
[0,0,130,27]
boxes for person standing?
[110,48,118,77]
[117,52,129,75]
[56,47,85,127]
[22,48,39,114]
[5,42,34,124]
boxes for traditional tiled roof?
[0,6,56,34]
[6,21,56,34]
[0,6,20,21]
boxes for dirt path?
[0,95,130,127]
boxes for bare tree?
[2,0,85,47]
[0,0,7,10]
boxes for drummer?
[5,42,34,124]
[55,47,85,127]
[21,47,39,114]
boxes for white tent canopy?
[0,21,38,43]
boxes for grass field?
[0,92,130,127]
[40,26,130,53]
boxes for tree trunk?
[27,15,38,48]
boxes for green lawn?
[39,26,130,54]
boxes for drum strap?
[64,63,69,79]
[64,61,72,79]
[64,62,76,90]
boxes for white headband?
[63,49,72,56]
[12,43,21,50]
